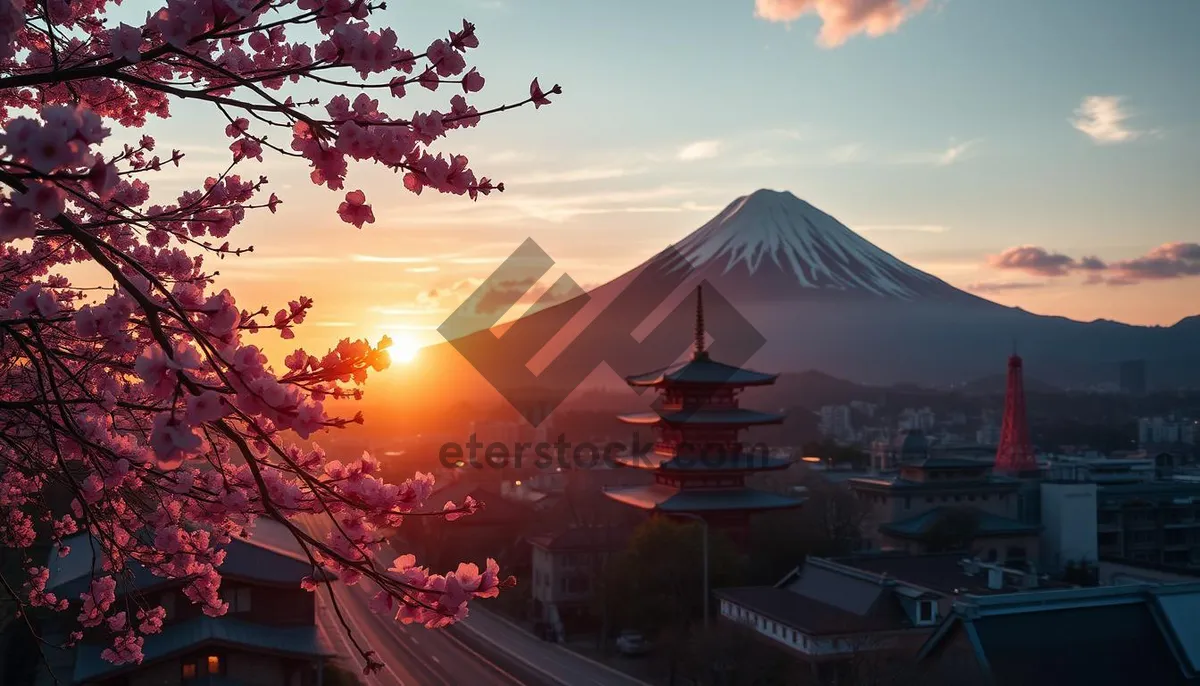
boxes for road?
[299,515,539,686]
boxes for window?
[221,587,251,613]
[917,600,937,624]
[207,654,221,674]
[182,662,197,680]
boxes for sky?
[144,0,1200,362]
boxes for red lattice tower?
[995,354,1037,473]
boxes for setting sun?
[390,334,422,364]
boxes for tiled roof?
[715,586,912,636]
[832,553,1073,596]
[48,530,326,598]
[617,408,784,426]
[72,617,335,683]
[626,357,777,388]
[604,484,804,512]
[918,585,1200,686]
[879,507,1040,541]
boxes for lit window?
[207,655,221,674]
[182,663,197,679]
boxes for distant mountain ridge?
[379,190,1199,429]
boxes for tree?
[0,0,557,672]
[597,517,743,637]
[748,473,866,583]
[922,508,981,553]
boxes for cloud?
[988,245,1077,277]
[967,281,1047,293]
[856,224,950,234]
[351,255,432,264]
[988,242,1200,286]
[1108,242,1200,282]
[754,0,930,47]
[506,167,643,185]
[935,139,980,166]
[677,140,722,161]
[1071,96,1142,144]
[471,277,587,317]
[827,143,865,164]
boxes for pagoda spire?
[693,285,706,359]
[995,353,1037,474]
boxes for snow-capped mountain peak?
[669,189,953,299]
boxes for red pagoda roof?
[618,408,784,426]
[625,354,778,388]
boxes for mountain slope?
[380,189,1199,427]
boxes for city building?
[604,287,804,533]
[916,582,1200,685]
[527,524,631,641]
[715,552,1065,683]
[898,407,936,433]
[1140,416,1198,448]
[819,404,855,442]
[849,458,1039,565]
[1096,480,1200,568]
[39,519,335,686]
[1120,359,1148,395]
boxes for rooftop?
[832,552,1071,596]
[625,355,778,388]
[617,408,784,426]
[72,616,335,683]
[879,507,1040,541]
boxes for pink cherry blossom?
[0,1,549,671]
[337,190,375,228]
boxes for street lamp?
[674,512,709,628]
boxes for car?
[615,631,651,656]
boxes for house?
[527,524,631,640]
[38,520,335,686]
[917,582,1200,685]
[714,552,1066,683]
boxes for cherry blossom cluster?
[0,0,550,670]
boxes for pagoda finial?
[694,285,706,359]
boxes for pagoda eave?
[617,410,785,427]
[603,485,805,513]
[614,453,793,472]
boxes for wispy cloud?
[406,266,440,273]
[1071,96,1143,144]
[310,321,357,327]
[827,143,865,164]
[935,139,980,166]
[754,0,932,47]
[967,281,1047,293]
[506,167,643,185]
[351,255,432,264]
[856,224,950,234]
[677,140,722,161]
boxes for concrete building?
[1038,481,1099,575]
[849,458,1040,566]
[528,524,630,641]
[1140,416,1198,447]
[819,405,855,442]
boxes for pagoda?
[603,287,803,531]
